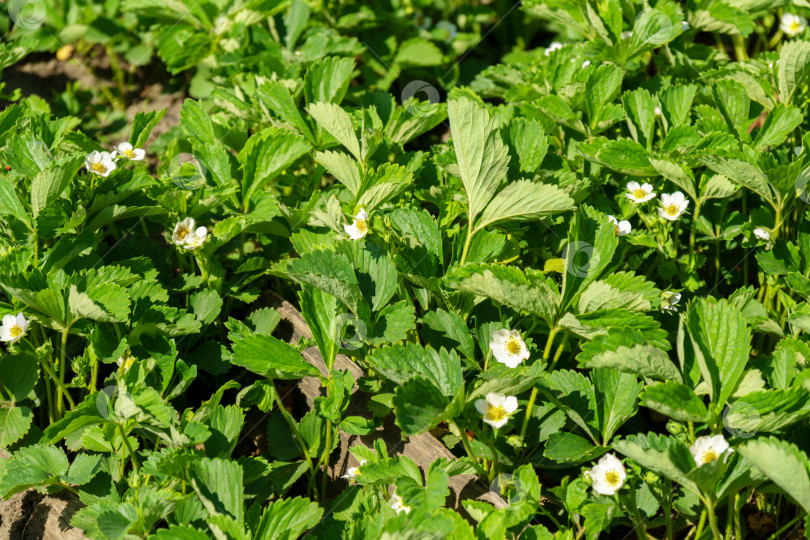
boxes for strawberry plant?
[2,1,810,539]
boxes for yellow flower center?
[701,449,719,464]
[614,225,621,235]
[665,204,680,216]
[91,162,107,174]
[487,405,508,423]
[355,219,368,234]
[605,470,622,487]
[504,337,522,355]
[178,229,189,240]
[632,188,648,200]
[8,326,22,338]
[791,21,802,33]
[124,148,135,158]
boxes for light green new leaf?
[622,88,656,150]
[254,497,323,540]
[307,102,361,161]
[304,56,354,105]
[394,38,444,67]
[276,250,369,319]
[612,433,698,493]
[577,281,650,313]
[231,334,321,380]
[686,299,751,405]
[650,157,697,201]
[639,382,710,423]
[474,180,575,233]
[257,80,314,140]
[738,437,810,512]
[130,109,166,149]
[395,462,450,511]
[393,376,458,436]
[32,155,84,217]
[448,97,511,225]
[190,458,244,524]
[578,332,680,382]
[560,208,619,311]
[313,150,361,195]
[589,138,657,176]
[239,127,311,202]
[778,40,810,104]
[0,406,32,448]
[754,104,803,150]
[593,369,641,444]
[509,118,548,173]
[698,155,774,207]
[365,343,462,397]
[0,179,31,229]
[444,263,560,326]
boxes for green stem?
[451,420,487,477]
[704,498,722,540]
[273,387,318,498]
[56,325,71,419]
[319,420,332,500]
[695,508,707,539]
[734,491,745,540]
[519,327,558,441]
[118,423,140,473]
[459,225,474,266]
[769,513,802,540]
[664,480,674,540]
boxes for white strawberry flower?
[344,209,369,240]
[183,226,208,251]
[654,106,662,116]
[621,31,633,40]
[607,215,632,236]
[84,151,116,177]
[658,191,689,221]
[582,60,591,68]
[389,491,411,514]
[625,181,656,203]
[116,352,135,372]
[545,41,564,55]
[489,329,529,368]
[781,13,807,37]
[475,392,519,429]
[584,453,626,496]
[753,228,771,241]
[661,291,681,312]
[342,460,367,482]
[172,217,196,246]
[434,21,458,42]
[113,142,146,161]
[690,434,732,467]
[415,14,432,30]
[0,313,29,344]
